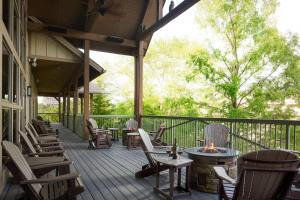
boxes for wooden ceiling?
[28,0,164,56]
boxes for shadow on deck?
[0,124,217,200]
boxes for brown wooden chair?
[86,120,112,149]
[135,129,170,178]
[32,119,57,136]
[2,140,84,200]
[214,149,300,200]
[18,130,71,177]
[199,124,230,147]
[25,126,61,148]
[28,123,59,142]
[149,123,166,146]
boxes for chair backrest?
[18,130,38,155]
[204,124,229,147]
[88,118,99,129]
[25,126,42,152]
[28,122,40,138]
[138,129,157,166]
[2,141,42,196]
[153,124,166,142]
[86,120,96,137]
[126,119,138,130]
[234,150,299,200]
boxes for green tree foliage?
[187,0,300,119]
[92,93,113,115]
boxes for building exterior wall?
[0,0,33,192]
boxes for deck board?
[0,124,217,200]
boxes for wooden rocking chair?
[135,129,170,178]
[2,141,84,200]
[28,122,58,142]
[87,120,112,149]
[214,149,300,200]
[199,124,230,147]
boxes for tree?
[92,93,113,115]
[187,0,300,119]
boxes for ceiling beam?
[138,0,200,40]
[28,22,137,48]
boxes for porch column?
[83,40,90,140]
[58,97,61,123]
[66,86,70,128]
[90,93,93,115]
[80,96,83,114]
[134,41,144,127]
[62,91,66,125]
[73,82,78,132]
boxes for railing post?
[286,124,290,149]
[230,122,233,149]
[171,119,174,144]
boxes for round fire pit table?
[184,147,239,193]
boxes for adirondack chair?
[149,123,166,146]
[135,129,171,178]
[199,124,230,147]
[28,122,59,142]
[32,119,57,136]
[25,126,63,154]
[2,141,84,200]
[18,130,71,177]
[214,149,300,200]
[122,119,139,146]
[88,118,111,134]
[86,120,112,149]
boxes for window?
[2,0,11,31]
[2,42,10,101]
[13,110,18,143]
[13,61,18,103]
[2,109,9,141]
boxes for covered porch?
[0,124,217,200]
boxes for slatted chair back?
[138,129,157,166]
[86,120,97,138]
[28,122,40,138]
[204,124,229,147]
[33,120,50,135]
[126,119,138,130]
[153,124,166,142]
[234,150,299,200]
[89,118,99,129]
[25,126,42,152]
[2,141,42,198]
[18,130,38,156]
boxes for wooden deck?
[0,124,217,200]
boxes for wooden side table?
[127,132,140,149]
[108,128,119,141]
[153,156,193,200]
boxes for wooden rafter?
[138,0,200,40]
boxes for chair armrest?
[213,166,236,185]
[20,173,79,184]
[38,142,61,146]
[39,134,58,138]
[30,160,73,170]
[29,150,65,156]
[153,146,172,149]
[145,151,169,155]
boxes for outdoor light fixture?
[27,86,32,97]
[29,57,37,67]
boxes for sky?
[90,0,300,66]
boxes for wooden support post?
[83,40,90,140]
[73,82,78,132]
[134,41,144,127]
[80,97,83,114]
[90,94,93,115]
[157,0,163,20]
[66,87,70,128]
[58,97,61,123]
[62,92,66,125]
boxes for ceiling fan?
[86,0,124,16]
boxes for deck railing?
[37,113,60,123]
[142,115,300,153]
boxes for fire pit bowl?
[185,147,239,193]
